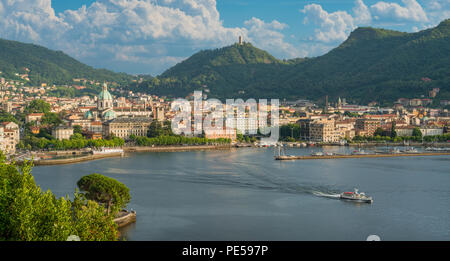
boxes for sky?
[0,0,449,75]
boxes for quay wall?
[123,145,232,153]
[32,152,123,166]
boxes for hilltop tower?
[238,36,243,45]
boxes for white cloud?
[244,17,301,58]
[371,0,428,22]
[0,0,298,75]
[300,0,374,43]
[301,4,355,43]
[299,0,448,46]
[424,0,450,26]
[353,0,372,24]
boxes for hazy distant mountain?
[0,38,133,86]
[133,19,450,105]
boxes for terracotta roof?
[27,113,44,116]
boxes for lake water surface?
[32,147,450,240]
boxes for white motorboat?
[340,188,373,203]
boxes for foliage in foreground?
[0,155,119,241]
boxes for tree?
[41,112,62,126]
[26,99,51,114]
[390,122,397,138]
[148,120,174,137]
[412,127,422,138]
[374,127,385,137]
[0,110,18,124]
[73,125,83,135]
[148,121,164,137]
[77,174,131,215]
[0,156,118,241]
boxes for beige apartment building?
[335,119,356,140]
[52,126,74,141]
[0,122,20,154]
[204,127,237,141]
[0,127,16,155]
[309,119,342,142]
[355,119,381,137]
[25,113,45,123]
[103,117,152,139]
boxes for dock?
[275,152,450,160]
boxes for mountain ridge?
[133,19,450,105]
[0,38,134,86]
[1,19,449,105]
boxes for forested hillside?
[0,38,134,86]
[132,19,450,105]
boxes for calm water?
[32,147,450,241]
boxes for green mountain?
[134,19,450,105]
[0,38,134,86]
[133,42,305,98]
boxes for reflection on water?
[32,147,450,241]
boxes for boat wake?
[312,191,341,199]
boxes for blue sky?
[0,0,449,75]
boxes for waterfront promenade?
[30,145,232,165]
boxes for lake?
[32,147,450,240]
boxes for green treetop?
[412,127,423,138]
[77,174,131,215]
[26,99,51,114]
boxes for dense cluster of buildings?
[295,99,449,142]
[0,69,449,154]
[0,78,168,154]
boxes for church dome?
[98,83,113,100]
[99,89,113,100]
[103,110,116,120]
[84,110,93,119]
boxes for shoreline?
[31,152,125,166]
[275,152,450,160]
[123,144,232,153]
[20,142,450,166]
[29,145,233,166]
[282,142,450,147]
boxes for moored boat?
[92,147,124,155]
[402,147,419,153]
[351,149,371,155]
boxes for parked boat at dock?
[351,149,371,155]
[402,147,419,154]
[92,147,124,155]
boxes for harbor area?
[275,151,450,160]
[274,145,450,160]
